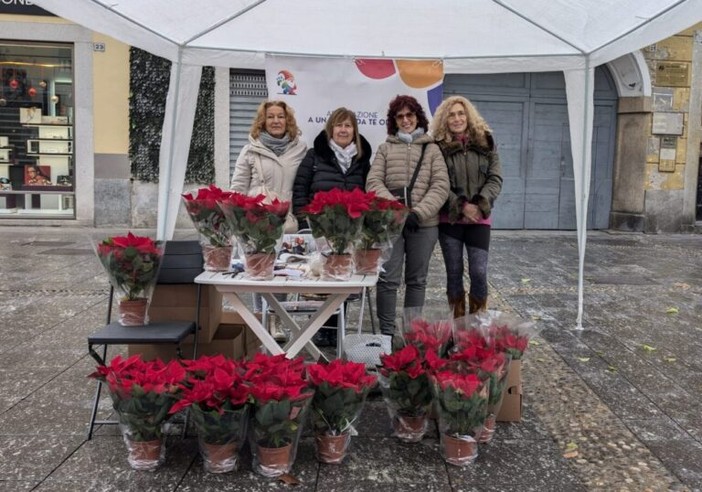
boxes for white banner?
[265,56,444,155]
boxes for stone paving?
[0,227,700,491]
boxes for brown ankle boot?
[468,295,487,314]
[448,295,466,319]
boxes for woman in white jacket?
[231,100,307,220]
[231,100,307,338]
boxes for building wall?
[92,34,131,226]
[640,24,702,232]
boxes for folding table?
[195,271,377,360]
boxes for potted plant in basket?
[95,232,163,326]
[355,194,408,274]
[218,192,290,280]
[88,354,185,471]
[244,353,314,478]
[182,185,235,271]
[306,359,377,464]
[301,188,371,280]
[430,367,488,466]
[378,344,434,442]
[169,355,251,473]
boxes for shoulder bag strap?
[407,143,428,192]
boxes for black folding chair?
[86,240,204,439]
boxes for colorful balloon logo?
[354,59,444,115]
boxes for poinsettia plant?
[403,316,453,357]
[170,355,251,446]
[245,353,313,448]
[218,192,289,254]
[491,320,539,360]
[430,369,488,437]
[306,359,377,435]
[358,194,408,250]
[182,185,234,248]
[450,344,510,407]
[378,345,433,418]
[95,232,163,301]
[301,188,372,254]
[89,354,185,442]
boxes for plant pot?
[126,438,163,471]
[256,442,293,477]
[244,252,276,280]
[392,413,427,443]
[442,433,478,466]
[315,432,351,464]
[479,413,497,443]
[118,298,148,326]
[201,442,238,473]
[353,248,382,275]
[322,253,354,280]
[202,244,232,272]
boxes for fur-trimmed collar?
[439,132,495,156]
[313,130,372,161]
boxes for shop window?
[0,41,74,217]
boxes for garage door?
[444,68,617,229]
[231,68,617,230]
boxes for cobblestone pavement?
[0,227,700,491]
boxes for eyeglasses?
[395,111,416,121]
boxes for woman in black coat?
[293,107,372,220]
[292,107,372,347]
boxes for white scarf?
[328,139,357,173]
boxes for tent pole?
[156,48,184,241]
[575,59,592,330]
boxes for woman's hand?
[462,203,482,223]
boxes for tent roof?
[34,0,702,71]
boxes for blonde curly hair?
[250,100,301,140]
[430,96,492,149]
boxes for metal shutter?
[229,70,267,179]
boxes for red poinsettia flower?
[492,324,530,359]
[301,188,374,254]
[403,318,452,357]
[95,234,163,301]
[218,192,289,254]
[88,354,186,442]
[182,185,235,247]
[433,370,482,397]
[244,353,314,448]
[358,194,408,249]
[306,359,376,434]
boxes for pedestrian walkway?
[0,227,699,491]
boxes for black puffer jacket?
[293,130,372,218]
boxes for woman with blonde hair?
[430,96,503,317]
[231,100,307,338]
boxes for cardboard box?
[497,359,522,422]
[149,284,223,343]
[129,323,245,361]
[220,304,265,358]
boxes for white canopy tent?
[34,0,702,328]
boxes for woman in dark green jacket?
[430,96,503,317]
